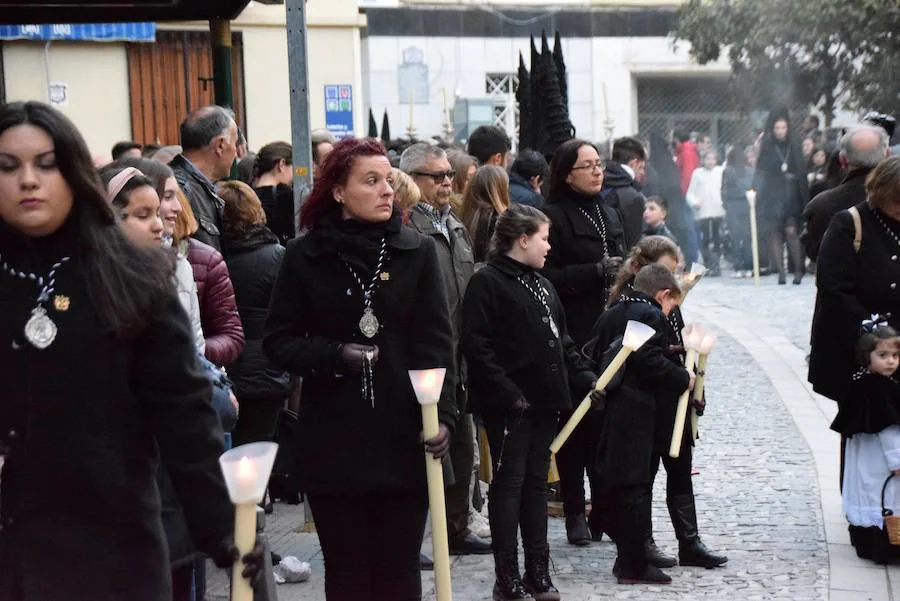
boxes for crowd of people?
[3,95,900,601]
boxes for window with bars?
[486,73,519,151]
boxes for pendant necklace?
[774,145,790,174]
[872,208,900,250]
[344,237,388,339]
[517,275,560,338]
[0,254,70,350]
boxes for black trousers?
[308,490,427,601]
[555,408,603,517]
[232,395,284,448]
[697,217,723,271]
[651,438,694,500]
[608,484,652,577]
[446,414,476,539]
[725,206,752,271]
[483,410,558,554]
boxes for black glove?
[596,256,623,279]
[692,395,706,416]
[339,343,379,374]
[211,538,267,583]
[589,389,607,412]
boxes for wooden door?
[127,30,245,146]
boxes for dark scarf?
[222,223,280,253]
[830,370,900,437]
[316,206,402,270]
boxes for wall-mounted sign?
[48,82,69,107]
[324,84,354,139]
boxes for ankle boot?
[645,536,677,569]
[565,514,591,546]
[617,564,672,585]
[493,551,533,601]
[523,549,560,601]
[668,493,728,568]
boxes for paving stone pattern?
[207,275,829,600]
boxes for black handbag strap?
[882,473,895,516]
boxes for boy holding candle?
[590,264,694,584]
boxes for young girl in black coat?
[831,321,900,564]
[462,204,598,601]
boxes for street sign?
[324,84,354,139]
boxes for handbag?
[881,473,900,545]
[268,407,303,504]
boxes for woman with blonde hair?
[460,165,511,263]
[391,168,422,213]
[448,149,477,212]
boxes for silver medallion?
[24,307,58,350]
[549,317,560,339]
[359,307,380,338]
[781,162,788,173]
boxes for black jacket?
[509,172,544,208]
[603,160,647,250]
[224,225,290,401]
[461,256,596,415]
[753,137,809,223]
[802,168,872,261]
[809,202,900,402]
[541,189,626,346]
[830,370,900,437]
[588,294,689,490]
[171,154,226,252]
[0,219,233,601]
[254,184,297,246]
[263,210,458,494]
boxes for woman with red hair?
[264,138,457,601]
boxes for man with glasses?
[400,144,491,557]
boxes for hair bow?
[862,314,889,333]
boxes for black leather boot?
[523,549,560,601]
[493,551,533,601]
[565,514,591,546]
[645,536,677,569]
[668,493,728,568]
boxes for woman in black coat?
[753,106,809,284]
[810,156,900,404]
[0,101,261,601]
[219,180,289,447]
[462,204,597,601]
[540,138,625,545]
[252,141,296,245]
[263,138,456,601]
[645,132,699,265]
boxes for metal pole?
[209,19,233,108]
[285,0,315,532]
[286,0,313,236]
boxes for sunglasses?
[412,170,456,184]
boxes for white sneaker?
[468,509,491,539]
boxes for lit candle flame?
[237,456,255,481]
[422,370,437,390]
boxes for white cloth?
[843,425,900,528]
[685,166,726,220]
[174,255,206,354]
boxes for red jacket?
[187,238,245,367]
[675,140,700,196]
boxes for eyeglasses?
[412,170,456,184]
[571,161,605,173]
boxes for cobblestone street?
[208,274,891,600]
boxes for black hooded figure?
[380,110,392,144]
[644,133,699,264]
[517,52,533,152]
[537,31,575,162]
[368,109,379,139]
[752,104,809,284]
[529,36,545,158]
[553,31,568,110]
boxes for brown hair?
[488,203,550,260]
[461,165,510,224]
[607,235,681,307]
[633,263,682,301]
[865,155,900,211]
[173,186,198,244]
[391,168,422,211]
[857,325,900,367]
[447,150,477,196]
[218,180,267,237]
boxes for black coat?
[541,189,626,346]
[263,211,458,494]
[802,168,872,261]
[588,295,690,490]
[809,202,900,401]
[753,137,809,224]
[224,225,290,401]
[254,184,296,246]
[603,160,647,250]
[0,219,233,601]
[461,256,596,415]
[509,172,544,208]
[171,154,226,252]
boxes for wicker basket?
[881,474,900,546]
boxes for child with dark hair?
[590,263,693,584]
[831,319,900,564]
[643,196,676,241]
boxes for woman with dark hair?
[753,106,809,284]
[644,133,698,264]
[462,204,597,600]
[809,148,845,200]
[722,146,756,277]
[218,180,289,447]
[447,149,477,213]
[0,100,261,600]
[541,138,625,546]
[460,165,511,264]
[263,137,456,601]
[253,141,295,245]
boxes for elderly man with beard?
[401,143,492,558]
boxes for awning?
[0,23,156,42]
[0,2,253,25]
